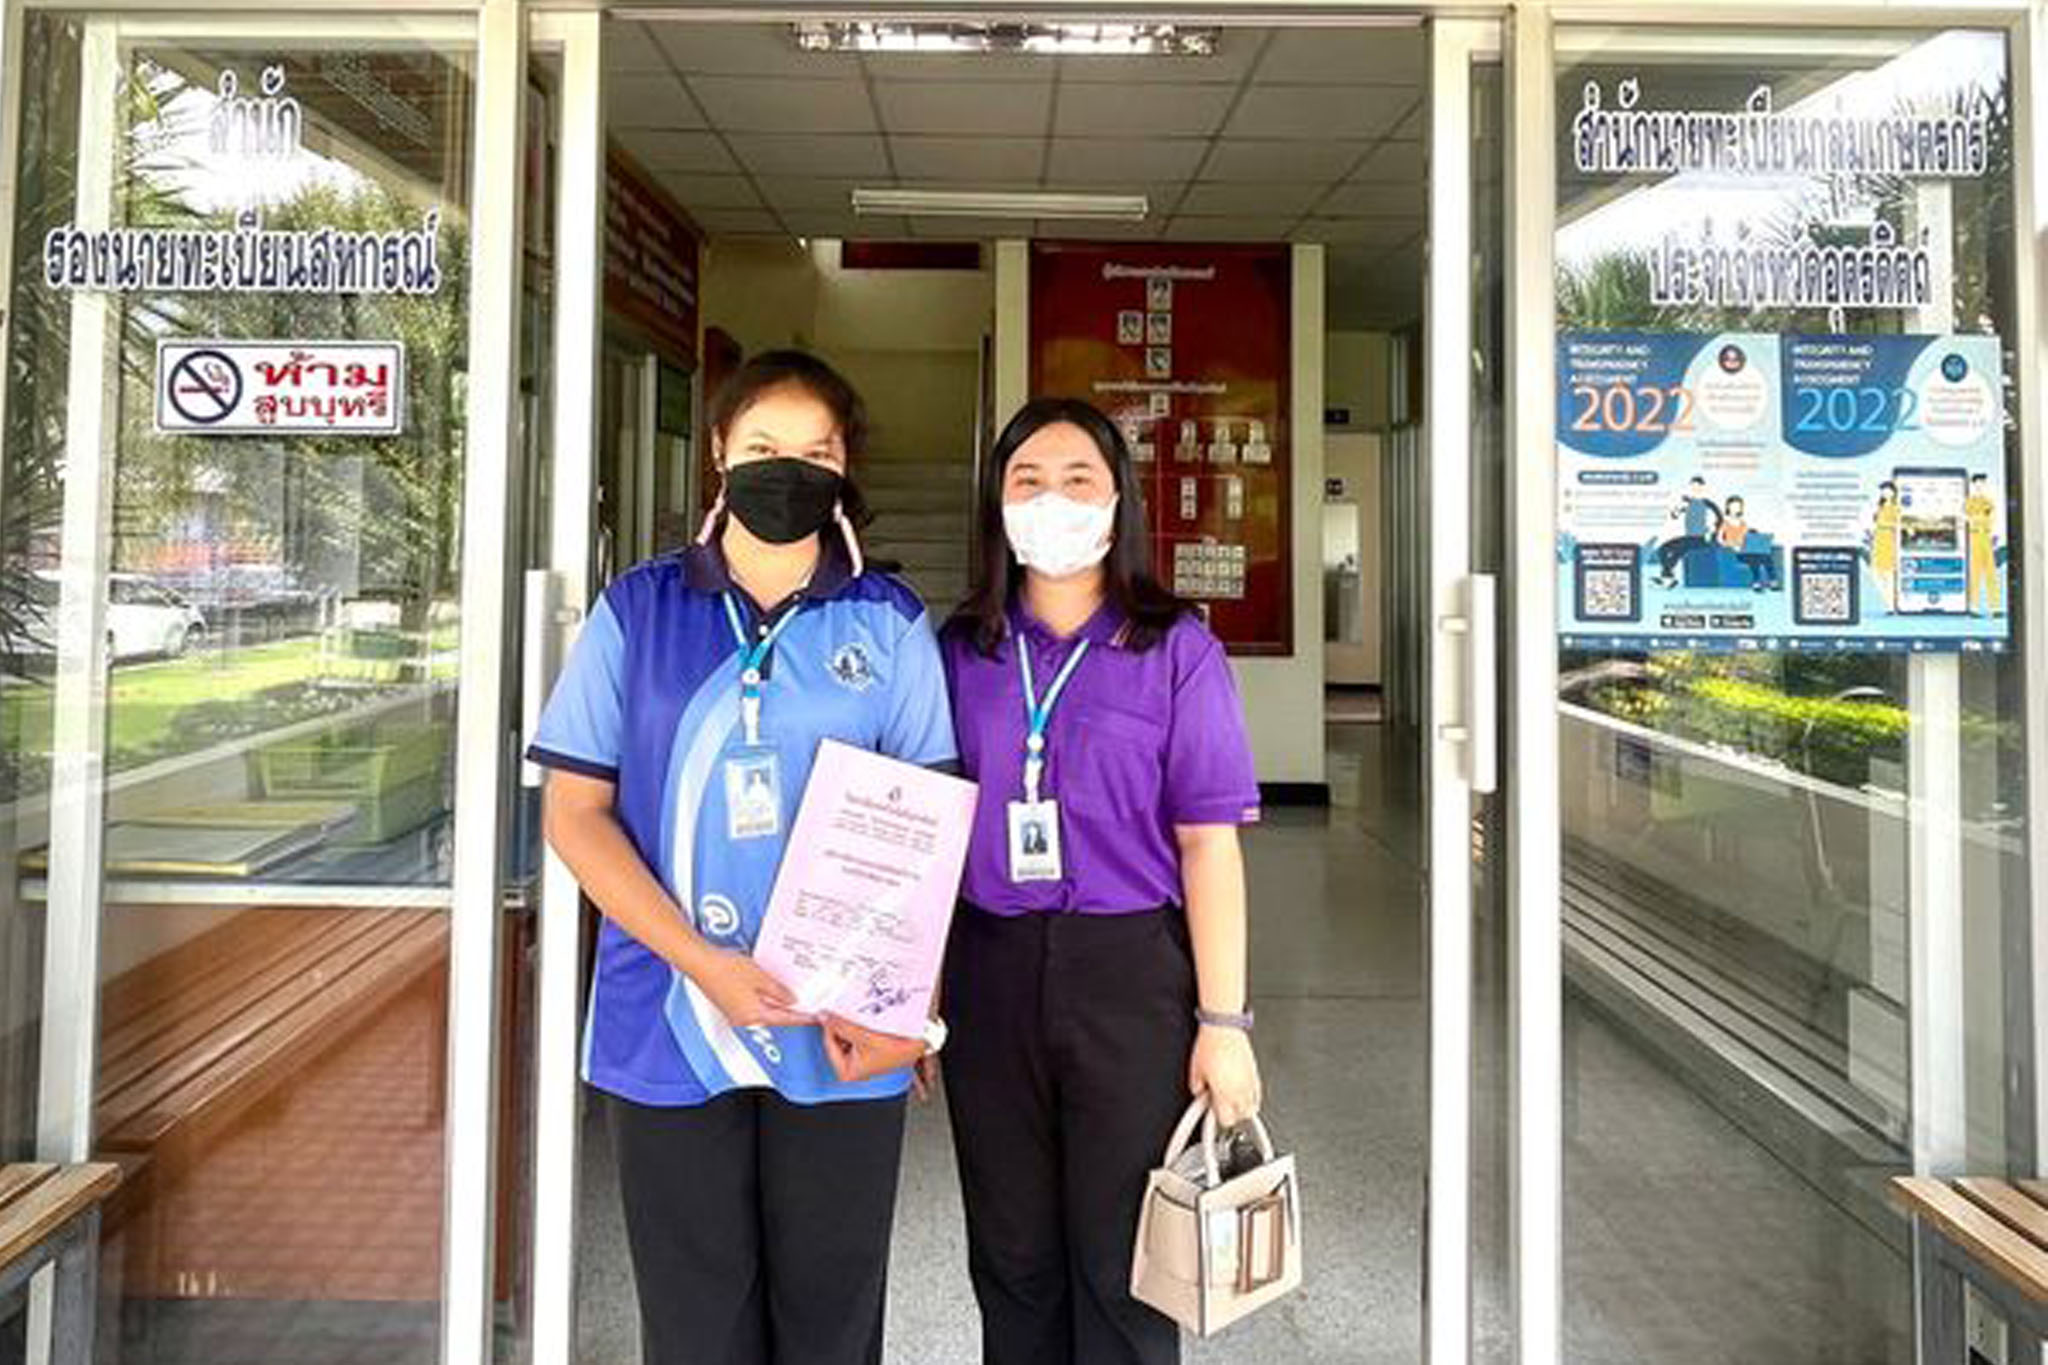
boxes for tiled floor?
[576,724,1914,1365]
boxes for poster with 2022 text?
[1557,330,2009,654]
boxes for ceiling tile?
[608,22,677,74]
[650,23,860,79]
[1224,84,1417,140]
[1035,218,1165,240]
[687,76,875,134]
[1316,181,1423,216]
[648,173,763,211]
[1297,217,1423,248]
[1349,139,1425,184]
[1163,216,1297,242]
[1057,32,1265,85]
[840,215,912,239]
[755,177,866,211]
[689,207,787,235]
[761,177,1047,213]
[1177,181,1325,217]
[1252,27,1425,85]
[862,52,1056,83]
[1045,137,1208,184]
[606,74,700,130]
[890,136,1044,181]
[905,216,1034,238]
[1197,139,1372,183]
[875,80,1052,137]
[1055,83,1235,138]
[780,210,908,238]
[725,133,891,177]
[613,129,735,174]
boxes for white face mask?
[1003,492,1118,579]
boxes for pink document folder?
[752,739,980,1039]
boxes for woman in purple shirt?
[938,397,1264,1365]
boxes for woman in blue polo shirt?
[940,398,1263,1365]
[529,350,956,1365]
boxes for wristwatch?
[922,1017,950,1055]
[1195,1007,1255,1033]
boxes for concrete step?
[859,462,976,497]
[867,509,972,541]
[868,540,972,572]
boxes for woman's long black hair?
[951,397,1190,655]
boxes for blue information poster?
[1557,331,2009,653]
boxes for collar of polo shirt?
[1007,597,1132,650]
[686,534,859,604]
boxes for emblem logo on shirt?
[699,894,742,940]
[746,1024,784,1065]
[829,642,875,691]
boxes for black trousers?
[942,905,1197,1365]
[606,1088,908,1365]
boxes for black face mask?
[724,458,844,545]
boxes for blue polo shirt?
[527,540,957,1107]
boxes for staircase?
[857,456,978,618]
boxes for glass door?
[517,13,600,1365]
[1542,16,2039,1364]
[1429,17,1517,1365]
[0,9,538,1365]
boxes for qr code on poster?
[1579,568,1636,621]
[1797,571,1854,623]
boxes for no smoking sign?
[165,349,244,426]
[154,338,405,436]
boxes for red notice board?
[605,145,701,370]
[1028,242,1292,656]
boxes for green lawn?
[2,636,427,780]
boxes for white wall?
[1325,329,1393,431]
[698,237,819,355]
[993,241,1029,422]
[808,244,992,352]
[1324,430,1383,686]
[702,238,993,356]
[698,238,991,467]
[1230,245,1327,787]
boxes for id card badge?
[724,749,783,841]
[1007,800,1064,882]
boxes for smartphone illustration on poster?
[1893,466,1970,615]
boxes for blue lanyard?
[1018,638,1090,803]
[722,592,804,745]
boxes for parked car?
[157,562,321,639]
[12,572,208,662]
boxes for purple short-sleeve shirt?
[942,602,1261,915]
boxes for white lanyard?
[1018,638,1090,804]
[721,592,804,746]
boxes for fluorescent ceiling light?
[851,188,1150,222]
[795,22,1219,57]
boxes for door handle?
[521,569,561,790]
[1466,574,1497,795]
[1436,574,1498,794]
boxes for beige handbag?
[1130,1096,1303,1337]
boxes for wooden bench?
[92,906,449,1299]
[96,906,447,1165]
[1892,1176,2048,1362]
[0,1163,121,1365]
